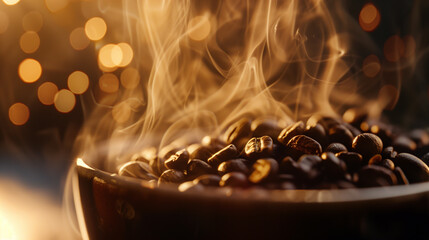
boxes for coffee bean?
[223,118,252,150]
[244,136,274,159]
[164,149,190,171]
[357,165,397,187]
[381,146,397,160]
[352,133,383,160]
[218,159,249,175]
[277,121,305,146]
[297,154,322,183]
[207,144,238,167]
[394,153,429,183]
[304,123,328,148]
[422,152,429,167]
[187,159,214,178]
[326,143,347,154]
[150,157,167,177]
[279,156,302,176]
[286,135,322,159]
[336,152,363,173]
[219,172,248,188]
[118,161,156,180]
[201,136,226,150]
[158,169,185,185]
[328,125,354,149]
[321,152,347,180]
[392,136,417,153]
[368,154,382,165]
[393,167,409,185]
[248,158,279,184]
[178,181,204,192]
[188,144,216,162]
[307,115,341,132]
[409,129,429,147]
[343,122,362,137]
[251,118,282,139]
[193,174,221,186]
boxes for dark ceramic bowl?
[74,155,429,240]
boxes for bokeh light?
[0,11,9,34]
[38,82,58,105]
[22,11,43,32]
[67,71,89,94]
[359,3,380,32]
[85,17,107,41]
[112,101,131,123]
[384,35,405,62]
[98,44,117,69]
[120,67,140,89]
[117,42,133,67]
[18,58,42,83]
[9,103,29,126]
[45,0,68,13]
[188,16,211,41]
[362,54,381,78]
[99,73,119,93]
[2,0,20,6]
[111,44,123,66]
[20,31,40,54]
[69,27,90,51]
[402,35,416,59]
[54,89,76,113]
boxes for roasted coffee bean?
[178,181,204,192]
[277,121,305,146]
[381,146,397,160]
[394,167,409,185]
[251,118,282,139]
[326,143,347,154]
[218,159,249,175]
[368,154,382,165]
[343,122,362,137]
[357,165,397,187]
[304,123,328,149]
[286,135,322,159]
[328,125,354,149]
[201,136,226,151]
[158,169,185,185]
[248,158,279,184]
[352,133,383,160]
[245,136,274,159]
[129,153,150,164]
[392,135,417,153]
[118,161,156,180]
[207,144,238,167]
[409,129,429,147]
[187,159,214,178]
[223,118,252,150]
[193,174,221,186]
[188,144,215,162]
[164,149,189,171]
[422,152,429,167]
[279,156,302,176]
[298,155,322,183]
[321,152,347,180]
[219,172,248,188]
[336,152,363,173]
[150,157,168,177]
[307,115,341,132]
[394,153,429,183]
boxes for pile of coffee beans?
[117,111,429,191]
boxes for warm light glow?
[8,103,29,126]
[111,44,123,66]
[2,0,20,6]
[18,58,42,83]
[117,42,133,67]
[98,44,117,68]
[54,89,76,113]
[45,0,68,13]
[99,73,119,93]
[85,17,107,41]
[359,3,380,32]
[188,15,211,41]
[384,35,404,62]
[362,54,381,78]
[402,35,416,59]
[68,71,89,94]
[112,101,131,123]
[120,67,140,89]
[0,215,17,240]
[20,31,40,54]
[70,27,90,51]
[0,11,9,34]
[38,82,58,105]
[22,11,43,32]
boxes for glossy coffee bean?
[277,121,305,146]
[297,155,322,182]
[326,143,347,154]
[219,172,248,188]
[286,135,322,159]
[352,133,383,160]
[245,136,274,159]
[223,118,252,150]
[394,153,429,183]
[307,115,341,132]
[251,118,282,139]
[218,159,249,175]
[193,174,221,186]
[392,136,417,153]
[150,157,167,177]
[118,161,156,180]
[201,136,226,151]
[158,169,185,185]
[187,159,214,178]
[381,146,397,160]
[321,152,347,180]
[328,125,354,149]
[178,181,204,192]
[279,156,301,176]
[164,149,189,171]
[357,165,397,187]
[207,144,238,167]
[304,123,328,148]
[422,152,429,167]
[248,158,279,184]
[188,144,216,161]
[336,152,363,173]
[393,167,409,185]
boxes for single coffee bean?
[307,115,341,132]
[248,158,279,184]
[164,149,189,171]
[178,181,204,192]
[158,169,185,185]
[245,136,274,159]
[187,159,214,178]
[219,172,248,188]
[118,161,156,180]
[286,135,322,159]
[343,122,362,137]
[357,165,397,187]
[394,153,429,183]
[422,152,429,167]
[321,152,347,180]
[223,118,252,150]
[207,144,238,167]
[381,146,397,160]
[352,133,383,160]
[251,118,282,139]
[218,159,249,175]
[326,143,347,154]
[368,154,383,165]
[304,123,328,149]
[381,159,395,171]
[193,174,221,186]
[336,152,363,173]
[328,125,354,150]
[277,121,305,146]
[393,167,409,185]
[392,135,417,153]
[297,155,322,183]
[201,136,226,151]
[188,144,216,162]
[279,156,302,176]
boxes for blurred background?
[0,0,428,239]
